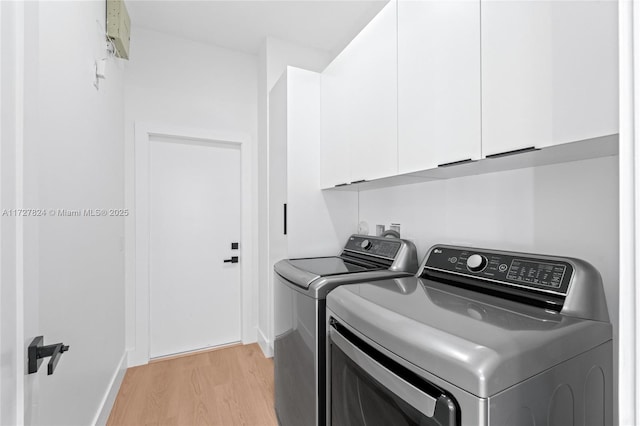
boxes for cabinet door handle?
[351,179,367,184]
[437,158,474,167]
[486,146,539,159]
[334,183,349,187]
[283,203,287,235]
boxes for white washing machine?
[327,244,612,425]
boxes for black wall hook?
[28,336,69,375]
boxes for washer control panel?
[425,246,573,296]
[344,236,401,259]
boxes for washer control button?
[360,239,372,250]
[467,254,488,272]
[498,263,508,272]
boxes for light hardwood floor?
[107,344,278,426]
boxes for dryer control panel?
[424,246,574,298]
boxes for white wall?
[256,37,333,355]
[124,28,259,354]
[12,1,127,425]
[359,155,618,312]
[358,155,619,411]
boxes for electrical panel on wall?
[107,0,130,60]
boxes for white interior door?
[149,135,241,359]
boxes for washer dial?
[467,254,488,272]
[360,239,372,250]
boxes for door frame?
[619,1,640,424]
[129,122,253,367]
[0,1,27,424]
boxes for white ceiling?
[126,1,388,56]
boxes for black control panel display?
[424,246,573,297]
[343,236,401,259]
[507,259,566,289]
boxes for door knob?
[28,336,70,375]
[223,256,239,264]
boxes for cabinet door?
[321,63,352,188]
[286,68,338,257]
[346,1,398,182]
[398,0,481,174]
[269,74,288,263]
[320,1,398,186]
[481,1,618,156]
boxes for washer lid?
[288,257,375,276]
[274,256,384,290]
[327,277,612,398]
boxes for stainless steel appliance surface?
[274,235,418,426]
[327,244,613,426]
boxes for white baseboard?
[257,327,273,358]
[92,351,128,426]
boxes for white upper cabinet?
[347,1,398,183]
[321,1,397,187]
[321,0,618,190]
[398,0,481,173]
[481,1,618,157]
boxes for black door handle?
[28,336,70,375]
[486,146,539,158]
[223,256,239,264]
